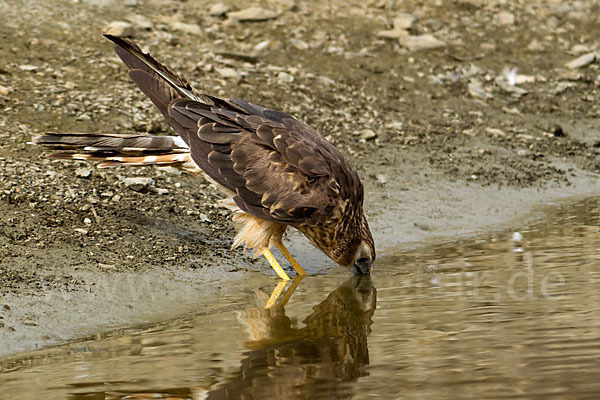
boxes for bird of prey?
[34,35,375,280]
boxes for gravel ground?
[0,0,599,356]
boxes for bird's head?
[334,217,375,275]
[351,236,376,275]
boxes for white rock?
[75,167,92,178]
[497,11,515,25]
[18,65,38,71]
[400,34,446,51]
[122,177,155,192]
[215,67,242,82]
[104,21,135,37]
[0,85,12,95]
[571,44,593,54]
[171,21,202,35]
[526,39,543,52]
[359,129,377,140]
[376,29,408,39]
[277,71,294,84]
[209,3,230,17]
[468,79,492,100]
[289,38,309,50]
[228,7,281,22]
[393,13,415,30]
[565,52,596,69]
[126,14,154,30]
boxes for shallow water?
[1,198,600,399]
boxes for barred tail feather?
[33,132,201,172]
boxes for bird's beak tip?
[353,263,372,276]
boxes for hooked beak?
[352,258,372,275]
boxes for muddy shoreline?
[1,0,600,357]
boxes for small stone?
[74,228,88,235]
[496,11,515,25]
[200,213,211,222]
[104,21,135,37]
[18,65,38,71]
[486,128,506,137]
[209,3,229,17]
[0,85,12,95]
[359,129,377,141]
[289,38,309,50]
[565,52,596,69]
[122,177,155,192]
[376,29,408,39]
[277,71,294,84]
[76,113,92,121]
[393,13,415,30]
[126,14,154,30]
[84,218,92,225]
[228,7,281,22]
[468,79,492,100]
[151,187,169,195]
[215,67,242,82]
[526,39,543,52]
[170,21,202,35]
[400,34,446,51]
[75,167,92,178]
[571,44,593,54]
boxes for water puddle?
[1,198,600,399]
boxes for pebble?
[377,29,408,40]
[209,3,230,17]
[74,228,88,235]
[215,67,242,82]
[359,129,377,141]
[393,14,416,30]
[289,38,309,50]
[526,39,543,52]
[400,34,446,51]
[228,7,281,22]
[570,44,593,54]
[496,11,515,25]
[468,79,492,100]
[126,14,154,30]
[151,187,169,195]
[18,65,38,71]
[565,52,596,69]
[277,71,294,84]
[75,167,92,178]
[103,21,135,37]
[122,177,155,192]
[0,85,12,95]
[170,21,202,35]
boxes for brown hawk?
[34,35,375,280]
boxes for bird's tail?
[33,132,199,171]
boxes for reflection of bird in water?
[207,276,377,399]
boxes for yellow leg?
[261,248,290,281]
[264,280,288,308]
[275,242,307,276]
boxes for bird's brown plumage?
[36,35,376,273]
